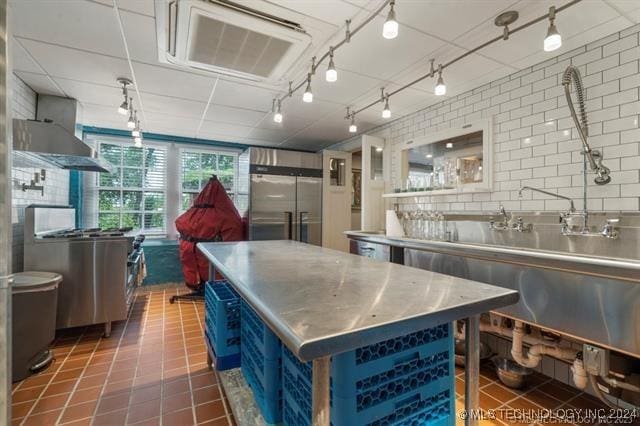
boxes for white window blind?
[95,142,167,233]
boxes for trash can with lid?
[12,271,62,382]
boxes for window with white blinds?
[180,149,238,211]
[96,142,167,233]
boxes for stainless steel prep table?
[197,240,519,426]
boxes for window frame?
[94,140,168,234]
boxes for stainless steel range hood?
[12,95,113,173]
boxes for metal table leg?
[464,315,480,426]
[311,356,331,426]
[104,321,112,338]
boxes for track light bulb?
[544,26,561,52]
[435,66,446,96]
[544,7,562,52]
[383,1,398,39]
[134,135,143,147]
[118,100,128,115]
[382,96,391,118]
[303,85,313,103]
[349,115,357,133]
[326,49,338,82]
[273,100,283,123]
[132,120,141,137]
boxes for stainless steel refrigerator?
[244,148,322,245]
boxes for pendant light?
[116,78,132,115]
[383,0,398,40]
[544,6,562,52]
[434,64,446,96]
[382,92,391,119]
[127,100,136,128]
[132,119,141,138]
[303,73,313,103]
[326,47,337,82]
[134,134,143,148]
[349,115,357,133]
[273,99,283,123]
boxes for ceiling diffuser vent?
[156,0,311,83]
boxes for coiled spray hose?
[562,66,611,185]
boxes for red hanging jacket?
[175,176,244,289]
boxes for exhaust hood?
[12,96,113,173]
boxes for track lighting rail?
[351,0,581,117]
[270,0,582,129]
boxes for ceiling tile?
[11,0,125,58]
[17,38,132,86]
[132,63,218,103]
[53,78,123,108]
[141,93,207,120]
[13,71,65,96]
[11,39,43,74]
[204,104,266,127]
[94,0,156,17]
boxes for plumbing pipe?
[589,374,618,409]
[511,321,578,369]
[600,375,640,393]
[571,358,588,390]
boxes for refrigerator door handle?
[299,211,309,243]
[284,211,293,240]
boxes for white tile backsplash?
[10,75,70,273]
[330,24,640,214]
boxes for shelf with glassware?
[383,119,493,199]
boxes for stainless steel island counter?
[198,240,519,425]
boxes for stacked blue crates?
[282,323,455,426]
[204,280,241,370]
[240,300,283,424]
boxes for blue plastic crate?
[205,329,240,371]
[241,300,281,360]
[204,281,240,360]
[240,300,283,423]
[281,323,455,426]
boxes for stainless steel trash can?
[12,271,62,382]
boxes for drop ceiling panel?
[53,79,124,108]
[94,0,156,17]
[120,9,159,64]
[132,63,217,102]
[141,93,207,120]
[10,0,125,59]
[269,0,363,27]
[333,16,448,80]
[398,0,514,41]
[17,39,132,86]
[312,63,384,104]
[11,40,43,74]
[14,71,65,96]
[197,119,255,138]
[210,79,276,111]
[455,0,623,66]
[82,103,134,131]
[205,105,266,126]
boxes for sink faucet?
[518,186,576,213]
[489,204,510,230]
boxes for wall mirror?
[395,119,492,195]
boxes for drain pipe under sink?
[511,321,578,368]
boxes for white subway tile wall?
[11,74,70,272]
[333,24,640,214]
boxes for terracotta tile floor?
[11,285,235,426]
[11,284,608,426]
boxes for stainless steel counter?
[198,240,518,426]
[345,230,640,282]
[197,240,518,360]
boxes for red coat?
[175,176,243,289]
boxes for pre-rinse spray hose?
[562,66,611,185]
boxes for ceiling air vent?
[156,0,311,83]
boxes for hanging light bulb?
[127,100,136,128]
[383,0,398,39]
[382,94,391,118]
[544,6,562,52]
[303,73,313,103]
[132,119,141,138]
[349,117,357,133]
[434,64,446,96]
[274,99,283,123]
[326,47,338,82]
[116,78,132,115]
[134,132,143,148]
